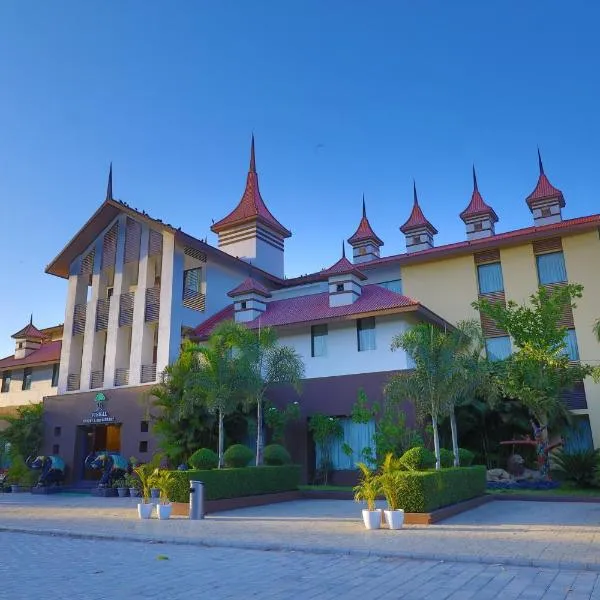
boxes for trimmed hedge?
[224,444,253,468]
[458,448,475,467]
[394,466,486,512]
[439,449,454,468]
[189,448,218,470]
[263,444,291,466]
[399,446,436,471]
[168,465,301,502]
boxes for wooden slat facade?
[124,218,142,264]
[474,249,500,265]
[532,237,562,255]
[184,246,207,263]
[148,229,163,257]
[101,221,119,270]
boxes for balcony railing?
[183,290,206,312]
[114,368,129,387]
[145,287,160,323]
[66,373,80,392]
[90,370,104,389]
[95,298,111,331]
[73,304,87,335]
[141,363,157,384]
[119,291,135,327]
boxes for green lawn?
[488,486,600,498]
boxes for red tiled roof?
[211,136,291,238]
[400,183,438,234]
[347,197,384,246]
[192,305,235,339]
[526,174,565,208]
[460,168,499,222]
[0,340,61,370]
[11,322,46,340]
[321,255,367,280]
[228,277,272,298]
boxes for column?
[155,232,175,376]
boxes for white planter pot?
[362,509,381,530]
[157,503,173,520]
[137,502,154,519]
[384,509,405,530]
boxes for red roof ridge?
[321,245,368,280]
[11,320,46,340]
[0,339,62,369]
[347,196,384,246]
[460,166,499,222]
[526,149,565,208]
[211,136,291,238]
[400,181,438,234]
[228,277,272,298]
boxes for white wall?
[0,364,58,407]
[277,313,412,379]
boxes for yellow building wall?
[402,254,480,325]
[563,231,600,448]
[499,244,538,305]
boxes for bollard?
[189,480,204,520]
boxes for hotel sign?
[83,393,116,424]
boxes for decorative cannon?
[26,455,66,487]
[84,451,128,487]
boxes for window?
[183,268,201,297]
[477,263,504,295]
[1,371,11,393]
[54,427,61,437]
[240,301,247,310]
[379,280,402,294]
[563,416,594,453]
[22,368,32,391]
[357,317,376,352]
[139,441,148,453]
[52,444,60,455]
[51,364,59,387]
[311,324,328,357]
[315,418,375,470]
[107,287,114,299]
[485,336,511,361]
[336,283,344,293]
[536,251,567,285]
[140,420,149,433]
[563,329,580,361]
[17,342,23,350]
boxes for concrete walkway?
[1,493,600,571]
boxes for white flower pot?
[384,509,405,530]
[362,509,381,530]
[157,503,172,520]
[137,502,154,519]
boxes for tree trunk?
[255,397,263,466]
[217,409,224,469]
[450,411,460,467]
[432,414,441,470]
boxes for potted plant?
[112,477,129,497]
[8,455,30,493]
[379,453,405,530]
[353,462,382,530]
[133,463,157,519]
[125,472,141,497]
[153,469,175,520]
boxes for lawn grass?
[488,485,600,498]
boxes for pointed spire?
[460,167,498,226]
[342,240,346,258]
[537,147,544,175]
[400,180,438,234]
[413,179,418,205]
[472,165,479,191]
[106,162,113,201]
[249,134,256,173]
[362,194,366,218]
[29,313,33,325]
[347,195,384,247]
[526,149,564,209]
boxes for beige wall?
[499,244,539,305]
[0,363,59,408]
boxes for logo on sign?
[83,392,116,424]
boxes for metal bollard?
[189,480,204,520]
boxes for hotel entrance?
[75,423,122,481]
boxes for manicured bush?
[394,466,486,512]
[263,444,291,466]
[439,449,454,468]
[168,465,301,502]
[189,448,218,470]
[399,446,436,471]
[458,448,475,467]
[224,444,254,468]
[551,448,600,488]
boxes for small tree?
[264,401,301,446]
[1,404,43,459]
[308,413,343,484]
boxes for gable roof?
[400,183,438,234]
[228,277,272,298]
[0,340,62,370]
[347,197,384,246]
[526,149,565,208]
[460,167,499,222]
[11,322,46,340]
[321,254,367,280]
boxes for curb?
[2,525,599,572]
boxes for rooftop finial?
[342,240,346,259]
[472,164,479,191]
[249,134,256,173]
[106,162,113,201]
[362,194,366,218]
[537,147,545,175]
[29,313,33,325]
[413,179,418,205]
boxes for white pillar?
[156,232,175,376]
[57,261,81,394]
[103,215,128,388]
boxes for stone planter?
[116,487,129,497]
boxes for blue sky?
[1,2,599,356]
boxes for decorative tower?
[400,182,438,253]
[11,317,46,360]
[211,136,291,277]
[347,195,384,264]
[459,166,499,240]
[525,149,565,225]
[227,277,271,323]
[321,242,367,307]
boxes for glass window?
[477,263,504,294]
[563,329,580,361]
[139,441,148,453]
[536,251,567,285]
[51,364,59,387]
[1,371,11,393]
[140,421,149,433]
[563,416,594,453]
[54,427,61,437]
[311,324,328,357]
[379,280,403,293]
[485,336,511,361]
[315,418,376,470]
[22,368,32,391]
[183,268,201,297]
[357,317,376,352]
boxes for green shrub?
[458,448,475,466]
[399,446,436,471]
[189,448,218,470]
[224,444,254,468]
[167,465,301,502]
[263,444,291,466]
[394,466,486,512]
[439,449,454,468]
[551,448,600,488]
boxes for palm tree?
[234,326,305,466]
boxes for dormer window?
[336,283,344,293]
[241,301,247,310]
